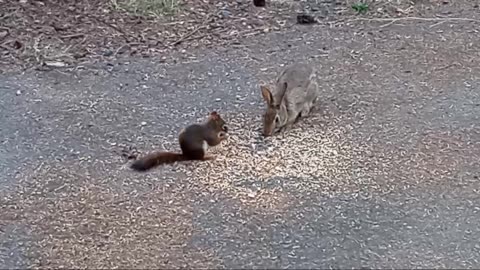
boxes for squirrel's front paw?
[218,131,228,139]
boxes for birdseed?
[173,111,358,206]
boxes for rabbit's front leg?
[281,111,300,133]
[280,123,293,133]
[300,102,313,118]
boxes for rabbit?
[260,62,319,137]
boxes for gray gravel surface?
[1,16,480,268]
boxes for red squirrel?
[130,111,228,171]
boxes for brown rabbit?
[261,63,319,136]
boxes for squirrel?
[130,111,228,172]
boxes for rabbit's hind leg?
[299,102,314,118]
[299,82,318,118]
[281,111,300,133]
[281,119,295,133]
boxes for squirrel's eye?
[275,116,279,123]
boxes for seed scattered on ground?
[172,111,358,206]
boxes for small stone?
[297,14,317,24]
[253,0,265,7]
[220,9,231,17]
[16,90,22,96]
[102,50,113,57]
[44,61,67,68]
[141,122,147,126]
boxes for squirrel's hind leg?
[199,140,215,160]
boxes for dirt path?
[1,4,480,268]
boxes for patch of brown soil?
[0,0,456,73]
[0,0,293,72]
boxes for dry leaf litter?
[0,0,440,72]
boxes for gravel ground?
[1,5,480,268]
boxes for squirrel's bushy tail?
[130,152,187,171]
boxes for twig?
[114,42,141,56]
[92,16,130,41]
[346,16,480,28]
[174,32,210,45]
[434,63,461,71]
[160,20,196,26]
[379,20,397,28]
[172,25,207,46]
[60,33,85,39]
[172,15,213,46]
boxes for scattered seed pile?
[173,111,358,201]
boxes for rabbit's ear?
[277,82,288,100]
[261,85,273,105]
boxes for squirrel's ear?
[209,111,220,120]
[261,85,273,105]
